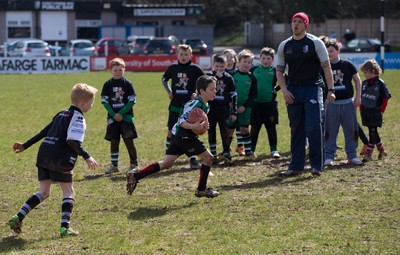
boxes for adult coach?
[276,12,335,177]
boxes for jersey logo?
[112,87,125,103]
[176,73,189,90]
[303,45,309,53]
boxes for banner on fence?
[0,57,90,74]
[90,55,212,72]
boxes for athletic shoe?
[8,215,22,234]
[378,150,387,160]
[348,157,363,165]
[362,154,372,162]
[311,168,321,177]
[271,151,281,158]
[126,172,138,195]
[105,165,119,174]
[324,159,334,166]
[236,146,245,156]
[244,152,256,161]
[359,144,368,155]
[212,156,219,165]
[223,153,233,166]
[189,158,200,170]
[60,227,79,237]
[279,170,302,177]
[125,164,138,174]
[195,187,219,198]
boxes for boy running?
[126,75,219,198]
[162,44,206,169]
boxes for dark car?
[117,36,153,56]
[340,38,391,53]
[143,36,180,55]
[95,37,124,56]
[183,39,208,55]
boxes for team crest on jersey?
[303,45,309,53]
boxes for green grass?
[0,71,399,254]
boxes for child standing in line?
[228,49,258,159]
[8,83,98,237]
[222,48,238,75]
[359,59,391,162]
[206,53,237,165]
[102,58,139,174]
[250,47,281,158]
[222,48,245,156]
[126,75,219,198]
[162,44,206,170]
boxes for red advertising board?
[90,55,211,72]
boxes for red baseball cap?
[292,12,309,29]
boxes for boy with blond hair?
[162,44,205,169]
[228,49,257,159]
[101,58,139,174]
[8,83,98,237]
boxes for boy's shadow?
[127,202,196,221]
[0,236,27,252]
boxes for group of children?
[7,41,391,237]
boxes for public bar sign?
[41,1,74,10]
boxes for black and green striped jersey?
[172,96,209,137]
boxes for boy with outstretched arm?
[8,83,98,237]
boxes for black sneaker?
[279,169,302,177]
[195,188,219,198]
[311,168,321,177]
[190,158,200,169]
[126,172,138,195]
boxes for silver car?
[61,39,97,56]
[8,39,51,57]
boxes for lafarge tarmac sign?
[0,57,90,74]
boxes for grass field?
[0,71,399,254]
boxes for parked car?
[0,39,32,57]
[95,37,123,56]
[143,36,180,55]
[117,36,153,56]
[61,39,97,56]
[183,39,208,55]
[340,38,391,53]
[8,39,51,57]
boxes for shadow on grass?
[0,236,28,253]
[127,202,196,221]
[0,234,59,253]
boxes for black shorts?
[167,111,180,130]
[105,121,138,141]
[251,101,279,125]
[166,135,207,157]
[38,167,73,183]
[361,108,382,128]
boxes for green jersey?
[250,65,277,103]
[231,70,257,108]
